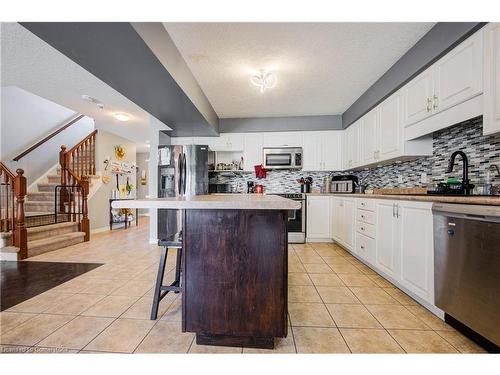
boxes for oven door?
[287,200,305,243]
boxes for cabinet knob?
[360,245,365,249]
[433,95,439,110]
[427,97,432,112]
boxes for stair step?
[0,246,19,261]
[37,183,58,192]
[24,201,54,211]
[47,175,60,183]
[26,221,79,241]
[27,192,54,201]
[28,232,85,257]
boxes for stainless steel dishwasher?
[433,203,500,349]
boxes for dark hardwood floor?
[0,261,102,311]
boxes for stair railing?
[59,130,97,242]
[0,162,28,259]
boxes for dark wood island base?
[182,209,289,349]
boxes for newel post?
[81,176,90,241]
[14,169,28,259]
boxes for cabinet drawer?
[356,232,375,264]
[356,221,375,239]
[357,199,376,212]
[356,209,375,225]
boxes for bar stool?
[150,231,182,320]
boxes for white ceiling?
[164,22,435,118]
[1,22,171,152]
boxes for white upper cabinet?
[483,22,500,135]
[404,31,484,138]
[263,132,303,148]
[321,131,342,171]
[303,131,342,171]
[243,133,263,171]
[360,108,379,164]
[433,31,483,113]
[198,133,244,151]
[404,68,434,126]
[378,91,403,160]
[342,120,360,170]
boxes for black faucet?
[446,151,472,195]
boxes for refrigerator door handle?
[182,153,187,195]
[177,153,183,195]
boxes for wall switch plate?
[420,173,428,184]
[397,175,404,184]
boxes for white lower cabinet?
[329,197,355,250]
[324,196,435,306]
[306,196,331,240]
[398,201,434,302]
[375,201,401,280]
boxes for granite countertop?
[306,192,500,206]
[111,194,301,210]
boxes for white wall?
[136,152,149,216]
[89,129,137,231]
[1,86,94,183]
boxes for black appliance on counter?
[330,175,358,193]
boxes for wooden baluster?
[5,175,10,232]
[81,176,90,241]
[14,169,27,259]
[0,173,3,232]
[91,134,96,175]
[59,146,68,213]
[11,178,15,235]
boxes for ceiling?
[1,22,171,152]
[164,22,435,118]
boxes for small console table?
[109,198,139,230]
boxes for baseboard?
[306,238,334,243]
[149,237,158,245]
[139,213,150,217]
[91,226,111,234]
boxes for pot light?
[113,112,130,122]
[250,70,277,93]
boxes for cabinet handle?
[361,215,365,218]
[361,202,365,206]
[433,95,438,110]
[361,227,364,231]
[360,245,365,249]
[426,97,432,112]
[392,203,396,217]
[396,204,400,218]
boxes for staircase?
[1,127,98,261]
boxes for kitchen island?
[112,194,300,349]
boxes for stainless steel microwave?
[262,147,303,170]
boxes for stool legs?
[174,248,182,294]
[151,247,168,320]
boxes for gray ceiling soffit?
[219,115,343,133]
[342,22,487,128]
[20,22,219,137]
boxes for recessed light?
[113,112,130,122]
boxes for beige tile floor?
[0,219,486,354]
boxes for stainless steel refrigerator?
[157,144,208,242]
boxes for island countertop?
[111,194,301,210]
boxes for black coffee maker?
[247,181,255,193]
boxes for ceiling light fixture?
[113,112,130,122]
[250,70,277,93]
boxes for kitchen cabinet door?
[403,69,434,127]
[321,131,342,171]
[344,120,360,169]
[375,200,400,280]
[360,109,379,164]
[378,91,403,160]
[341,198,355,250]
[302,132,322,171]
[398,201,434,303]
[483,23,500,135]
[263,132,303,148]
[433,31,483,114]
[306,196,331,240]
[243,133,263,172]
[330,197,342,242]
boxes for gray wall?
[219,115,342,133]
[342,22,486,127]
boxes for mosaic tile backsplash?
[220,116,500,193]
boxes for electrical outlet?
[420,173,428,184]
[397,175,404,184]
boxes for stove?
[274,193,305,243]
